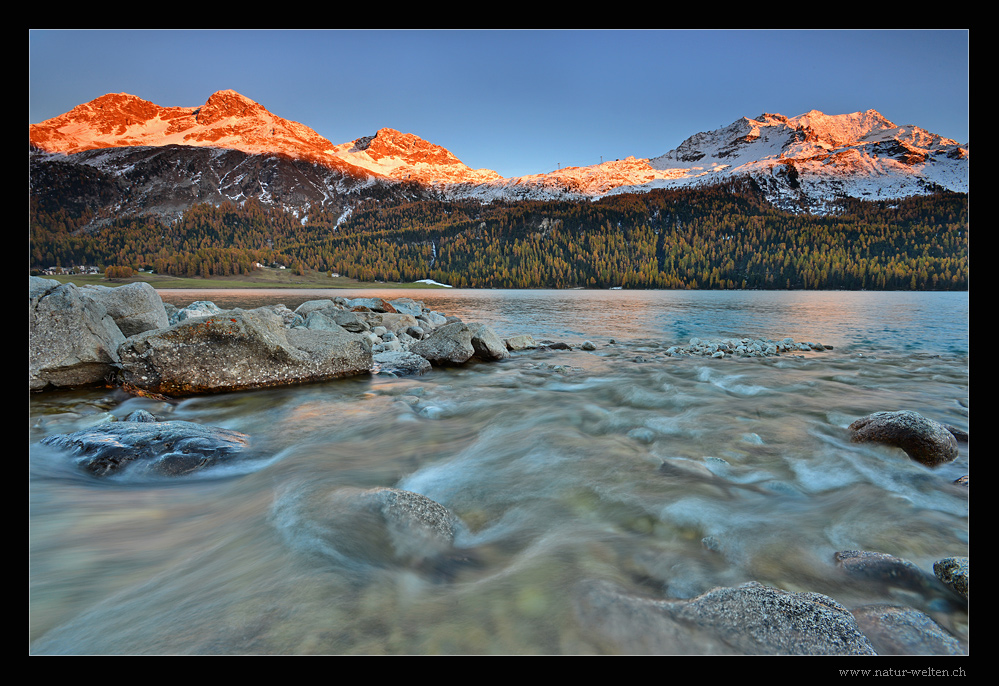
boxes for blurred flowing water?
[29,290,969,654]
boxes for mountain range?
[29,89,968,223]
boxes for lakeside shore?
[31,268,451,291]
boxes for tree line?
[29,181,968,290]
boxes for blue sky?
[29,29,969,179]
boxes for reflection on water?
[29,290,969,654]
[157,288,969,355]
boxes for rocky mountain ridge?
[30,90,968,220]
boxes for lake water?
[29,289,969,655]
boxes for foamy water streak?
[29,290,968,654]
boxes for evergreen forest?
[29,180,969,290]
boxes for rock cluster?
[29,278,530,395]
[665,336,832,358]
[576,556,969,656]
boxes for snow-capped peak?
[29,93,967,213]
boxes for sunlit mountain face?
[30,90,967,219]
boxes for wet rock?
[661,581,877,655]
[850,605,966,655]
[848,410,959,466]
[944,424,969,442]
[933,557,969,600]
[834,550,937,592]
[504,334,538,351]
[118,307,372,395]
[314,487,458,568]
[41,417,250,477]
[409,322,475,365]
[79,282,169,336]
[373,350,432,376]
[575,580,876,655]
[574,580,738,655]
[29,277,126,390]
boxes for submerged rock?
[848,410,959,467]
[41,417,250,477]
[660,582,876,655]
[834,550,938,593]
[850,604,967,655]
[575,580,876,655]
[311,487,458,568]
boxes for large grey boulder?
[41,416,250,477]
[470,323,510,361]
[29,277,126,390]
[849,410,959,466]
[409,322,476,365]
[117,307,372,395]
[80,282,169,336]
